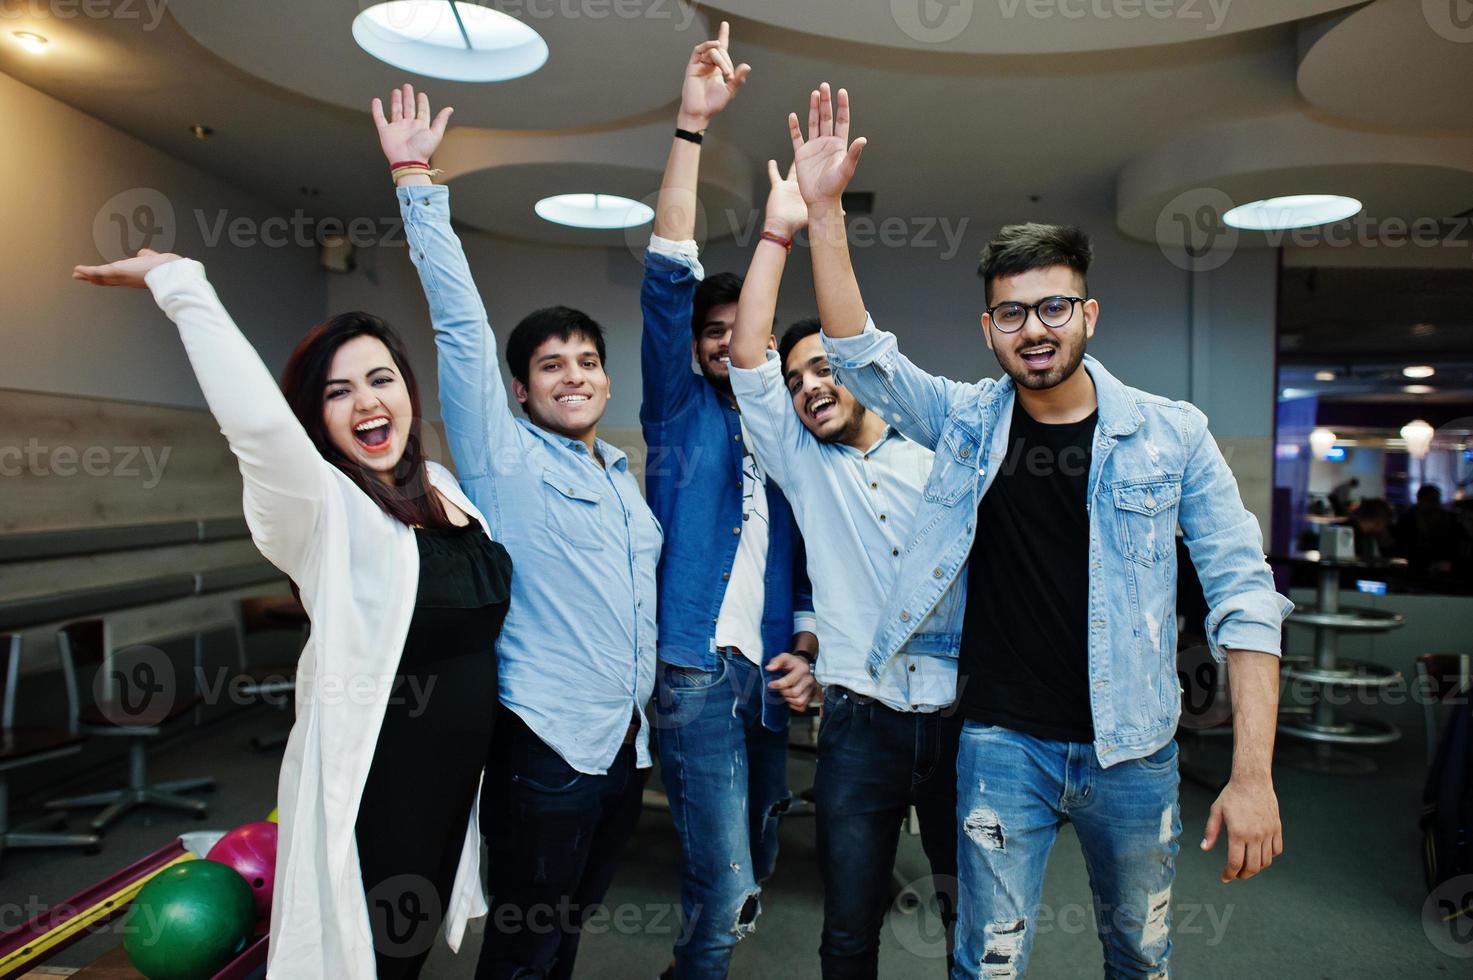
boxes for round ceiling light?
[352,1,547,82]
[1403,365,1435,379]
[12,31,49,54]
[534,193,653,230]
[1223,195,1362,231]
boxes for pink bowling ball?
[206,821,278,921]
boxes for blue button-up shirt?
[640,244,814,731]
[729,351,963,713]
[400,185,661,774]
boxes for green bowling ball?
[123,859,256,980]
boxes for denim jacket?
[823,317,1293,766]
[641,249,812,733]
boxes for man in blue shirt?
[640,24,819,980]
[726,163,966,980]
[789,84,1292,978]
[379,83,661,980]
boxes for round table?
[1271,553,1406,774]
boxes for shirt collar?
[523,421,628,471]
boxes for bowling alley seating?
[234,595,305,751]
[43,617,217,832]
[0,633,101,863]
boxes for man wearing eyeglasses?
[788,84,1293,977]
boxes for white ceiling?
[2,0,1470,255]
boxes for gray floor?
[1,706,1460,978]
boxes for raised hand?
[788,83,866,207]
[73,248,184,288]
[678,21,751,130]
[371,83,454,165]
[763,160,808,240]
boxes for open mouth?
[1018,343,1057,371]
[807,393,838,423]
[353,415,393,453]
[555,393,591,407]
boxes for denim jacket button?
[1144,493,1157,509]
[959,445,971,459]
[900,611,911,622]
[932,568,943,578]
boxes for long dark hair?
[280,312,455,529]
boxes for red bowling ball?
[205,822,278,922]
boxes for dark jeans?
[654,650,792,979]
[475,712,648,980]
[814,687,960,980]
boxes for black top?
[958,399,1097,743]
[398,522,512,672]
[356,521,512,979]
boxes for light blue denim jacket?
[823,317,1293,766]
[399,185,662,775]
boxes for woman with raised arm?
[74,232,511,977]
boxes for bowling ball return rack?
[0,837,267,980]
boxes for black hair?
[505,306,607,386]
[978,223,1093,305]
[778,318,823,374]
[691,272,744,340]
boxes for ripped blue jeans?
[953,723,1180,980]
[655,649,792,979]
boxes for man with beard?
[639,23,818,980]
[726,162,966,980]
[790,84,1292,978]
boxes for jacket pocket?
[542,471,605,551]
[922,424,977,506]
[1112,479,1181,566]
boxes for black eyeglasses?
[985,296,1085,333]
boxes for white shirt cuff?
[648,235,704,279]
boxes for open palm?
[73,248,183,288]
[764,160,808,238]
[789,83,866,206]
[371,83,454,164]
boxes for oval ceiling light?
[534,193,653,230]
[1403,365,1435,379]
[1404,384,1435,395]
[1314,370,1337,382]
[1223,195,1362,231]
[12,31,49,54]
[352,1,547,82]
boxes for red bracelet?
[390,160,430,170]
[760,231,793,251]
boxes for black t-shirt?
[958,399,1097,742]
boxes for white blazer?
[146,259,490,979]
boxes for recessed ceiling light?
[535,193,653,230]
[1403,365,1435,379]
[1223,195,1362,231]
[352,1,547,82]
[1314,370,1336,382]
[1404,384,1435,395]
[12,31,48,54]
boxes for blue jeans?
[953,723,1181,980]
[476,713,648,980]
[654,650,792,979]
[815,687,960,980]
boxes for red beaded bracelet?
[760,231,793,251]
